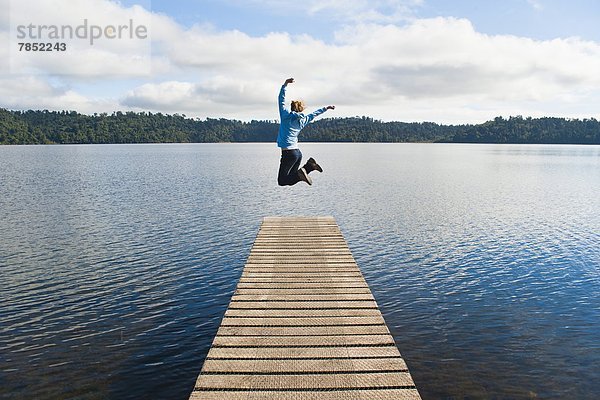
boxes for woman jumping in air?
[277,78,335,186]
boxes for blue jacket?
[277,84,327,149]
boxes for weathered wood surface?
[190,216,421,400]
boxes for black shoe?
[304,157,323,173]
[298,167,313,185]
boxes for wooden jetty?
[190,216,422,400]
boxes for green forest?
[1,108,599,144]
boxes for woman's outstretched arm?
[298,105,336,127]
[278,78,295,116]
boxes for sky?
[1,0,600,123]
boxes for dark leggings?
[278,149,302,186]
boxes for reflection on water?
[1,143,599,399]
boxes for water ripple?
[1,143,599,399]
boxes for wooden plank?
[252,242,348,245]
[224,309,383,318]
[205,346,404,359]
[242,268,360,271]
[241,273,362,277]
[216,325,391,336]
[256,231,341,233]
[250,247,349,250]
[248,254,354,258]
[196,372,415,389]
[221,316,386,326]
[240,269,362,274]
[236,282,370,289]
[243,264,359,268]
[248,252,352,255]
[238,278,368,283]
[241,273,363,279]
[201,358,408,373]
[234,288,372,295]
[239,276,366,280]
[191,389,422,400]
[245,262,358,266]
[189,217,422,400]
[211,334,396,347]
[252,236,345,240]
[251,242,348,246]
[231,294,375,301]
[228,301,379,309]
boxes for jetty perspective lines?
[189,216,422,400]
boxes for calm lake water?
[1,143,599,399]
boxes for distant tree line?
[1,108,599,145]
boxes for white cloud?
[527,0,544,11]
[338,19,600,100]
[239,0,424,23]
[121,16,600,121]
[1,0,600,123]
[8,0,152,77]
[121,78,286,119]
[0,76,118,112]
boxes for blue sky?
[150,0,600,42]
[2,0,600,123]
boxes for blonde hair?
[291,100,305,112]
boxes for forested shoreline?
[1,108,599,144]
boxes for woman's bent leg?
[278,149,302,186]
